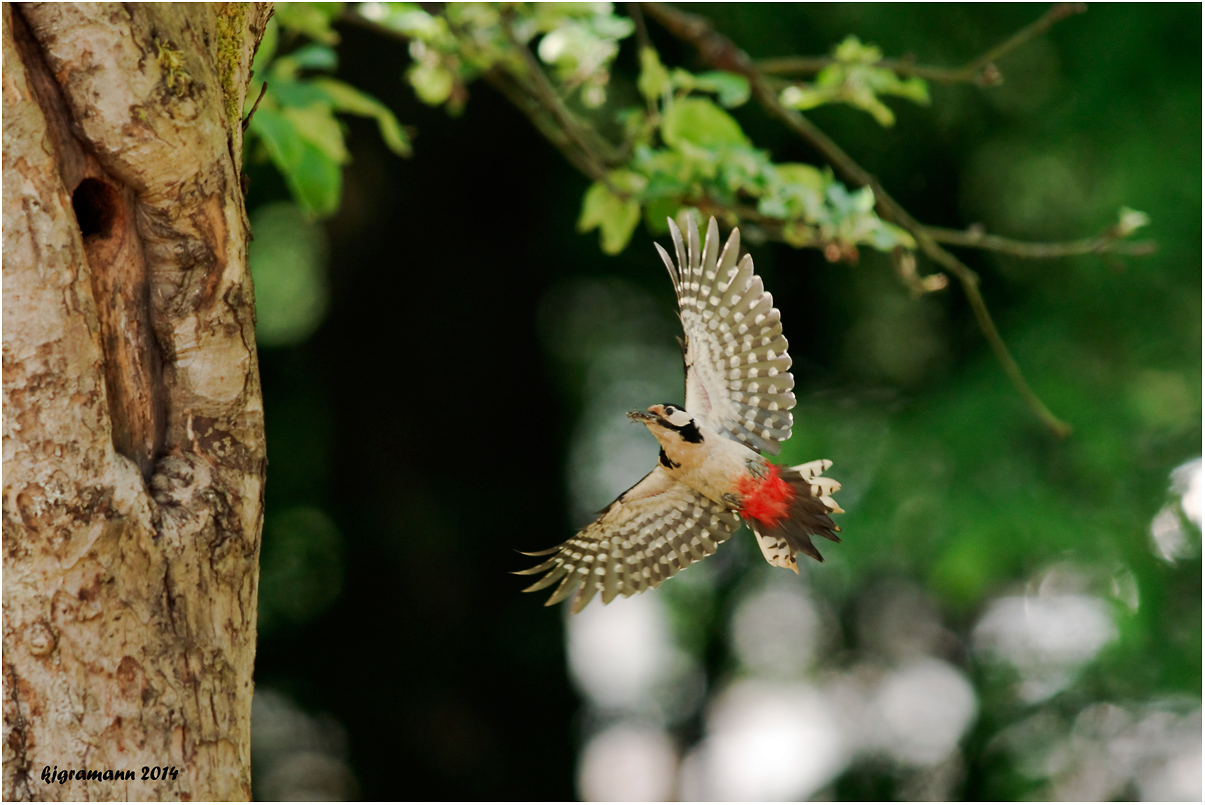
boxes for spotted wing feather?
[656,216,796,455]
[517,466,741,614]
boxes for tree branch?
[963,3,1086,79]
[495,13,619,183]
[926,223,1157,258]
[643,1,1073,437]
[758,3,1086,88]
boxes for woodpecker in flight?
[518,216,842,614]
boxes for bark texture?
[3,3,271,799]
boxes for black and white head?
[628,403,704,445]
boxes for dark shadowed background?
[242,4,1200,800]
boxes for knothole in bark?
[71,177,120,238]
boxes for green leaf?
[891,75,930,104]
[779,84,831,111]
[888,223,916,249]
[288,141,342,217]
[588,13,636,41]
[408,59,455,106]
[283,105,348,164]
[778,35,930,128]
[757,197,791,219]
[833,35,882,64]
[775,162,826,191]
[251,108,342,216]
[718,146,773,196]
[871,222,916,250]
[692,71,751,108]
[638,47,670,102]
[274,2,343,45]
[670,68,751,108]
[311,78,412,156]
[850,185,877,214]
[760,162,826,222]
[270,79,331,109]
[579,181,641,255]
[643,197,680,234]
[826,182,876,215]
[662,98,750,150]
[251,107,304,169]
[288,43,339,71]
[367,4,446,40]
[536,13,631,108]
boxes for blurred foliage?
[779,36,931,126]
[360,1,916,257]
[258,506,345,634]
[242,2,1200,801]
[248,201,330,346]
[245,10,410,216]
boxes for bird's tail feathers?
[748,460,842,572]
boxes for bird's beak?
[627,410,655,423]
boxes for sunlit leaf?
[780,84,832,111]
[408,59,455,106]
[638,47,671,102]
[283,105,348,164]
[833,34,883,64]
[269,79,331,109]
[362,3,446,39]
[312,77,412,156]
[252,108,342,216]
[779,35,929,127]
[775,162,826,191]
[274,2,343,45]
[691,71,751,108]
[579,178,643,255]
[662,97,750,150]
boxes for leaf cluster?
[361,2,916,257]
[245,8,410,216]
[779,36,930,127]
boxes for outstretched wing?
[517,466,741,614]
[655,216,796,455]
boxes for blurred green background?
[243,3,1200,800]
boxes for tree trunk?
[3,3,270,799]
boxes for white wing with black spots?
[516,466,741,614]
[655,216,796,455]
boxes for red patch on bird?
[735,464,795,528]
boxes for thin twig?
[926,224,1157,258]
[759,3,1086,87]
[760,54,1003,87]
[496,13,618,183]
[964,3,1086,77]
[483,67,607,182]
[627,2,652,54]
[242,80,268,132]
[643,1,1073,437]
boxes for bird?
[518,216,842,614]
